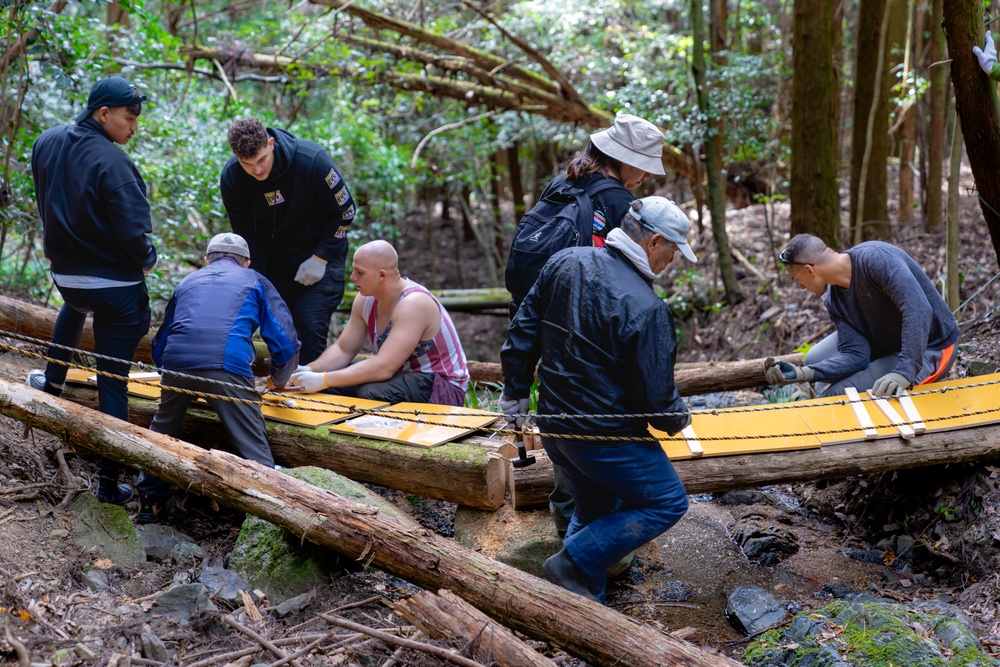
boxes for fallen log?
[61,384,507,511]
[392,589,556,667]
[0,295,801,393]
[0,379,740,667]
[508,424,1000,510]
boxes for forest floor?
[2,163,1000,666]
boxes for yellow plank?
[328,402,499,448]
[652,403,823,461]
[260,392,390,428]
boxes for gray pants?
[805,333,955,397]
[137,368,274,499]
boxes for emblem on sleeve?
[325,168,341,189]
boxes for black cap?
[75,76,147,123]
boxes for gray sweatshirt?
[810,241,958,384]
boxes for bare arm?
[322,292,437,387]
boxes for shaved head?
[353,240,399,275]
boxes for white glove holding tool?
[294,255,327,286]
[289,368,328,393]
[499,395,530,429]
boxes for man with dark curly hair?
[220,117,357,363]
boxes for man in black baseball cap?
[75,76,147,123]
[27,74,157,507]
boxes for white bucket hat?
[590,114,666,176]
[628,197,697,263]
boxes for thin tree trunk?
[508,141,525,222]
[692,0,742,303]
[926,0,947,231]
[946,113,962,309]
[898,103,917,224]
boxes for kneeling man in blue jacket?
[136,233,300,523]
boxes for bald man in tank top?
[289,240,469,406]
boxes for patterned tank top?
[362,280,470,391]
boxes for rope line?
[4,329,1000,444]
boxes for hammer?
[512,427,536,468]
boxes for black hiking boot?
[95,477,134,505]
[136,495,168,524]
[543,549,600,603]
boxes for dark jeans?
[268,249,347,365]
[137,369,274,499]
[543,435,689,602]
[45,282,150,480]
[324,370,435,404]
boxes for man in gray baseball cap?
[134,232,300,524]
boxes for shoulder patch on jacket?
[325,168,341,189]
[335,187,350,206]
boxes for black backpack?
[504,176,623,301]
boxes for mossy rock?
[228,466,417,602]
[743,597,1000,667]
[69,492,145,568]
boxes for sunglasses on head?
[778,248,812,267]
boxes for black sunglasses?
[778,248,811,267]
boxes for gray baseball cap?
[628,197,697,263]
[206,232,250,259]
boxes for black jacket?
[501,245,689,439]
[219,127,356,277]
[539,171,634,240]
[31,117,157,280]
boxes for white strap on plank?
[896,391,926,434]
[872,397,915,440]
[844,387,878,440]
[681,424,703,457]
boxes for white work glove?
[870,372,909,397]
[289,369,328,393]
[294,255,327,286]
[974,30,998,75]
[499,395,530,429]
[765,361,815,385]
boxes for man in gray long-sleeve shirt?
[766,234,958,397]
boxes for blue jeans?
[268,249,347,364]
[542,435,689,602]
[45,282,151,479]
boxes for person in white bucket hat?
[504,112,668,540]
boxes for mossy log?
[0,379,741,667]
[61,385,507,511]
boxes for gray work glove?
[289,369,328,393]
[294,255,327,286]
[974,30,998,75]
[499,395,530,429]
[765,361,815,385]
[870,372,909,397]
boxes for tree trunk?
[946,114,963,309]
[692,0,742,304]
[926,0,947,231]
[943,0,1000,268]
[898,102,917,225]
[790,0,839,244]
[60,383,507,511]
[0,380,741,667]
[508,418,1000,510]
[393,590,557,667]
[850,0,892,242]
[508,142,526,222]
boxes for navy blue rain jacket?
[31,117,157,280]
[152,258,300,385]
[501,245,689,439]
